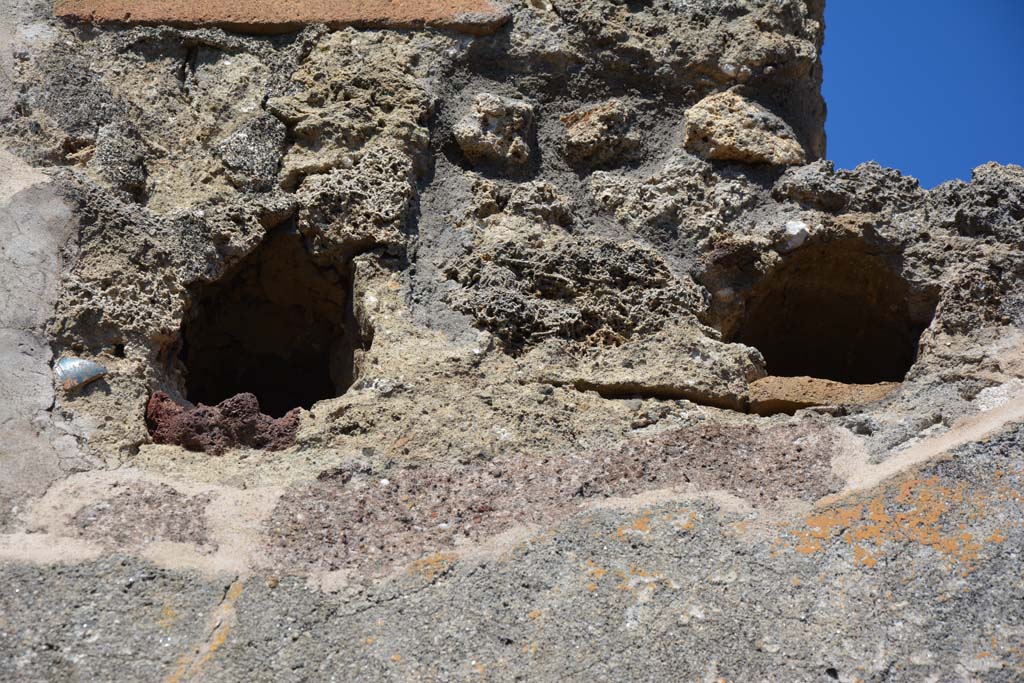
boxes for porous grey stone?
[453,93,535,167]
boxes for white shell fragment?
[54,357,107,392]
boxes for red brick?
[55,0,511,36]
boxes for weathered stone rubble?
[2,0,1024,681]
[146,391,300,455]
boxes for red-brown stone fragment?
[54,0,511,36]
[146,391,299,455]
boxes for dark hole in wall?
[727,239,937,384]
[180,229,358,418]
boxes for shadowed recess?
[729,239,937,384]
[180,229,357,418]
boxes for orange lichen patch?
[672,509,699,533]
[787,477,1015,575]
[165,579,245,683]
[792,503,864,555]
[612,507,700,542]
[993,473,1024,506]
[583,559,608,592]
[615,511,653,541]
[968,640,1024,675]
[158,603,179,629]
[988,529,1008,543]
[584,560,608,579]
[410,552,457,582]
[768,535,792,558]
[1008,641,1024,670]
[54,0,511,36]
[632,513,652,533]
[852,544,878,568]
[723,518,749,539]
[614,564,672,595]
[207,626,230,655]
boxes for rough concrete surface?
[1,0,1023,680]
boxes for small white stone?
[778,220,809,253]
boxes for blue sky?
[822,2,1024,188]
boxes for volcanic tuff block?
[54,0,512,35]
[748,376,900,416]
[454,93,536,167]
[684,90,807,166]
[561,99,639,167]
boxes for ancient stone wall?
[2,1,1024,680]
